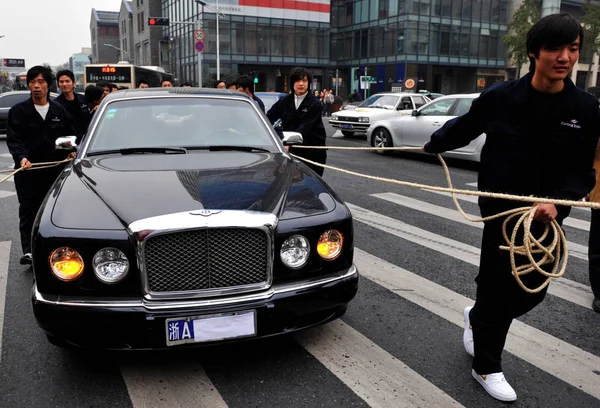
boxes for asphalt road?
[0,122,598,408]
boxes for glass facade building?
[162,0,510,94]
[162,0,330,91]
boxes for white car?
[329,92,430,137]
[366,93,485,162]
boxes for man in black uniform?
[54,69,91,142]
[6,66,75,265]
[236,75,265,113]
[266,67,327,176]
[424,14,600,402]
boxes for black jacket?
[425,73,600,219]
[7,98,74,169]
[266,93,327,163]
[54,92,91,140]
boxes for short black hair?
[56,69,75,82]
[526,13,584,72]
[181,82,193,87]
[85,85,105,104]
[215,79,225,88]
[235,75,253,93]
[110,83,118,90]
[289,67,312,87]
[96,80,110,88]
[27,65,53,86]
[161,78,172,86]
[224,73,239,88]
[137,79,149,87]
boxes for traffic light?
[148,17,169,27]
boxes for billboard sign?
[207,0,330,23]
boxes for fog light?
[280,235,310,269]
[49,247,84,281]
[93,248,129,283]
[317,230,343,260]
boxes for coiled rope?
[291,145,599,293]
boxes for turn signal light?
[317,230,343,260]
[49,247,84,281]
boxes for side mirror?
[282,131,303,146]
[55,136,78,151]
[411,109,419,117]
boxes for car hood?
[51,152,337,229]
[336,107,411,118]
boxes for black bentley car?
[31,88,358,350]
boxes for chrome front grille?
[144,228,269,294]
[337,116,359,122]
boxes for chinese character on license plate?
[166,310,257,346]
[341,124,353,129]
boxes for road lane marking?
[295,320,464,408]
[354,248,600,400]
[465,182,478,187]
[347,203,594,310]
[0,191,16,198]
[0,241,10,364]
[373,192,589,259]
[425,190,590,231]
[121,359,228,408]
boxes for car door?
[446,97,484,154]
[0,93,29,134]
[401,97,457,147]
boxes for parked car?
[32,88,358,350]
[0,91,60,135]
[329,92,431,137]
[255,91,288,113]
[366,93,484,162]
[418,91,444,100]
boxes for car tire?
[341,130,355,137]
[371,128,392,155]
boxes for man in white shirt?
[6,66,75,265]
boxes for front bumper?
[329,120,369,132]
[32,265,359,350]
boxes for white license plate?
[165,310,256,346]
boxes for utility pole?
[363,66,368,100]
[335,69,339,96]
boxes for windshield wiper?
[119,147,188,155]
[185,145,271,153]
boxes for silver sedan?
[366,93,485,162]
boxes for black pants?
[14,167,62,254]
[589,209,600,298]
[470,216,555,374]
[290,147,327,177]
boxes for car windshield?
[358,95,399,109]
[86,97,280,154]
[256,94,282,112]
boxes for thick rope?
[0,158,72,184]
[290,145,595,293]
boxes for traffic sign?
[195,40,205,53]
[194,29,205,41]
[404,78,416,89]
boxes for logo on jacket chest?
[560,118,581,129]
[51,117,61,122]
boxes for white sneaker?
[472,370,517,402]
[463,306,474,357]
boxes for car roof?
[368,92,426,97]
[0,91,60,97]
[433,93,480,100]
[102,87,256,103]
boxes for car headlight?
[331,114,338,120]
[280,235,310,269]
[93,248,129,283]
[358,117,370,123]
[49,247,84,281]
[317,230,343,260]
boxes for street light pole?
[195,1,225,82]
[104,43,129,61]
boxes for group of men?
[214,74,266,113]
[2,12,600,404]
